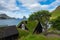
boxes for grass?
[26,20,38,33]
[48,30,60,35]
[17,20,60,40]
[18,34,60,40]
[51,6,60,20]
[17,20,38,39]
[17,28,29,38]
[20,34,47,40]
[12,15,60,40]
[17,20,38,33]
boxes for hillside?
[51,6,60,19]
[0,14,15,19]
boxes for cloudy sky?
[0,0,60,18]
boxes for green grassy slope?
[51,6,60,19]
[17,20,38,38]
[19,34,60,40]
[26,20,38,33]
[17,20,38,33]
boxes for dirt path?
[47,34,60,38]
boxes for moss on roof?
[17,20,38,33]
[26,20,38,33]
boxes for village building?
[18,21,28,30]
[0,25,18,40]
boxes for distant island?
[0,14,15,19]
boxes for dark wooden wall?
[0,34,18,40]
[33,22,42,34]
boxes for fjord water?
[0,19,21,26]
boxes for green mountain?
[51,6,60,19]
[0,14,15,19]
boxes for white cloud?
[50,0,60,7]
[37,0,47,2]
[0,0,20,11]
[20,0,60,12]
[0,0,60,18]
[28,3,40,8]
[0,0,27,18]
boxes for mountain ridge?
[51,6,60,19]
[0,14,15,19]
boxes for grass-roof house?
[18,20,42,34]
[18,21,28,30]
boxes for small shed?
[0,25,18,40]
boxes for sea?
[0,19,22,27]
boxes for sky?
[0,0,60,18]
